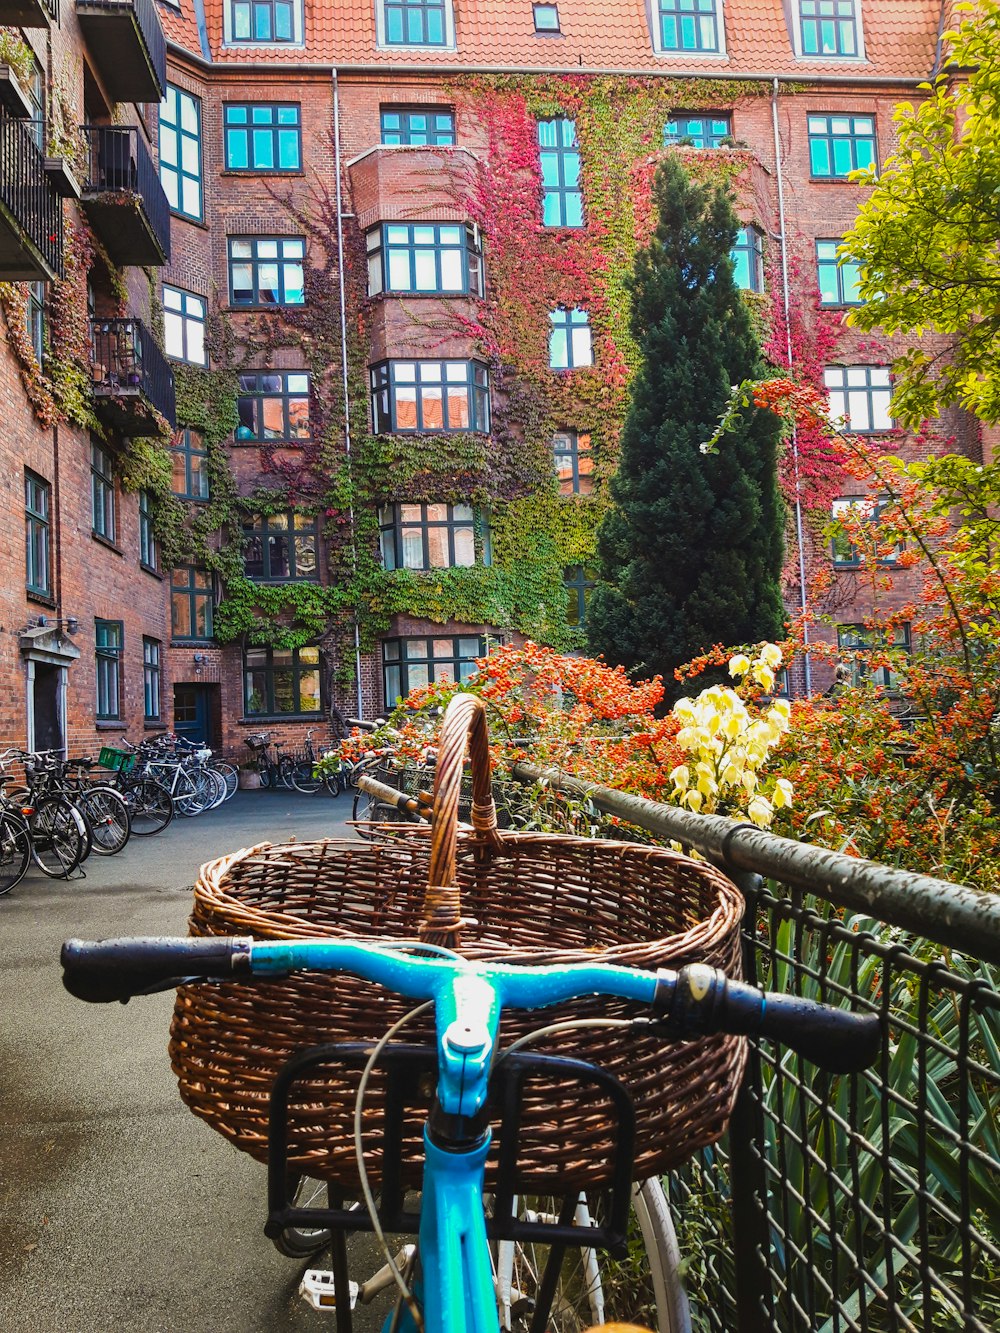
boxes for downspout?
[771,77,812,695]
[332,69,365,718]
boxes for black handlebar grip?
[61,936,253,1003]
[653,964,882,1075]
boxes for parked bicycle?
[128,737,226,816]
[100,745,174,836]
[0,749,88,879]
[61,937,881,1331]
[244,732,294,790]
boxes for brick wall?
[0,29,972,755]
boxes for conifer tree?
[587,156,785,688]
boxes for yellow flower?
[751,663,776,692]
[768,699,791,724]
[772,778,793,809]
[669,764,690,790]
[759,643,783,669]
[748,795,773,827]
[728,653,751,678]
[673,698,696,724]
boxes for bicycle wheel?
[0,810,31,895]
[494,1179,686,1332]
[175,769,213,816]
[324,761,353,798]
[270,1171,336,1259]
[205,769,227,810]
[211,761,239,801]
[75,787,131,856]
[29,797,87,878]
[256,753,272,789]
[278,756,296,790]
[123,780,173,835]
[289,759,322,795]
[351,782,395,839]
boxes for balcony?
[76,0,165,104]
[90,318,176,436]
[0,106,63,281]
[0,0,58,25]
[80,125,170,267]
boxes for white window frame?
[163,285,208,367]
[824,366,893,434]
[650,0,728,60]
[791,0,866,61]
[223,0,305,48]
[375,0,457,52]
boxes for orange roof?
[158,0,206,58]
[162,0,944,79]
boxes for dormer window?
[653,0,725,56]
[796,0,863,59]
[377,0,455,48]
[533,3,560,31]
[225,0,303,44]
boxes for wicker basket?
[170,694,746,1191]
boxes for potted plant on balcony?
[43,86,83,201]
[0,34,37,121]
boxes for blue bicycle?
[61,934,880,1331]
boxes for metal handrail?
[0,105,63,277]
[512,760,1000,961]
[76,0,165,93]
[511,760,999,1333]
[89,317,176,426]
[80,124,170,262]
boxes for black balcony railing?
[0,0,58,23]
[76,0,166,102]
[90,318,176,430]
[0,105,62,278]
[81,125,170,265]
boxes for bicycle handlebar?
[60,938,881,1075]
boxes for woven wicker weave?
[170,695,746,1191]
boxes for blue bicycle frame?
[251,940,658,1333]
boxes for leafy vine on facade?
[174,75,863,657]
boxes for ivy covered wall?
[166,73,867,698]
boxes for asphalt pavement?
[0,790,392,1333]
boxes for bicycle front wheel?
[211,761,239,801]
[75,786,131,856]
[289,760,322,795]
[494,1178,687,1333]
[0,810,31,895]
[29,797,87,878]
[123,780,173,835]
[270,1171,337,1259]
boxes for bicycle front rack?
[265,1041,636,1257]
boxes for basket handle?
[420,693,502,948]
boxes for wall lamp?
[34,614,79,634]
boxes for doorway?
[32,663,63,753]
[173,684,213,746]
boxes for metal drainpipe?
[332,69,365,719]
[771,77,812,695]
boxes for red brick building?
[0,0,972,758]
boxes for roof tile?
[165,1,944,80]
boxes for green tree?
[843,0,1000,427]
[587,156,785,688]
